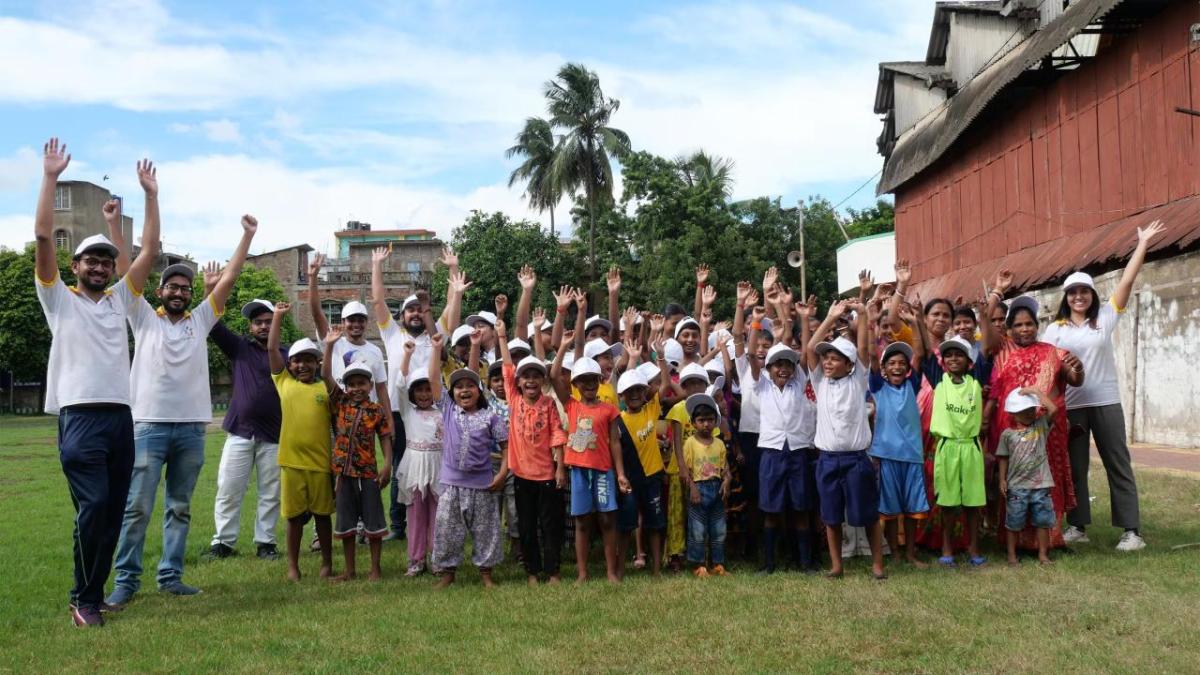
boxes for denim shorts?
[1005,487,1056,531]
[617,470,666,532]
[569,466,619,516]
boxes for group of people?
[34,138,1158,628]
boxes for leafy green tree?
[506,117,563,236]
[431,211,576,320]
[545,63,631,287]
[677,151,735,198]
[0,244,76,383]
[196,265,302,376]
[846,199,895,239]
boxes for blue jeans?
[686,479,726,565]
[113,422,207,591]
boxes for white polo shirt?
[811,361,872,453]
[36,273,138,414]
[326,335,388,403]
[752,364,810,451]
[735,354,762,434]
[380,317,434,412]
[1042,300,1122,409]
[128,294,221,423]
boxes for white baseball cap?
[764,343,800,366]
[619,315,643,331]
[399,294,421,312]
[287,338,322,360]
[815,336,858,364]
[507,338,532,356]
[704,358,725,378]
[561,351,576,372]
[1004,389,1041,414]
[340,301,369,319]
[938,335,974,362]
[1062,271,1096,292]
[679,362,710,386]
[636,361,661,382]
[241,298,276,319]
[584,315,612,334]
[617,369,649,394]
[451,324,474,346]
[528,317,551,334]
[405,373,431,393]
[516,355,547,377]
[73,233,119,259]
[674,317,700,338]
[584,338,614,359]
[466,311,497,327]
[570,356,602,381]
[663,339,685,368]
[341,359,374,382]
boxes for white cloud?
[201,119,242,143]
[0,147,40,193]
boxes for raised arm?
[796,295,816,373]
[34,139,71,283]
[125,159,160,294]
[308,253,329,339]
[209,215,257,311]
[551,284,571,353]
[607,266,621,340]
[1113,220,1165,311]
[807,300,847,372]
[322,325,344,394]
[889,259,911,336]
[866,300,882,374]
[428,333,445,400]
[898,301,925,364]
[467,327,483,374]
[102,198,131,278]
[693,264,709,319]
[267,302,290,375]
[699,284,716,353]
[772,285,794,348]
[571,289,587,360]
[851,299,869,368]
[516,265,536,340]
[733,282,755,358]
[531,308,547,362]
[549,330,574,403]
[983,269,1013,357]
[370,245,391,326]
[1021,386,1058,422]
[442,269,470,334]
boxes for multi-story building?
[51,180,195,274]
[246,221,442,342]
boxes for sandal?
[633,554,647,570]
[937,556,957,568]
[969,556,987,567]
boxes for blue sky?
[0,0,934,261]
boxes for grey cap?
[685,393,721,422]
[448,368,482,390]
[880,341,914,365]
[160,263,195,285]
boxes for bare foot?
[547,575,561,585]
[287,567,301,582]
[907,557,929,569]
[435,573,455,589]
[481,572,496,588]
[871,566,887,580]
[574,574,588,586]
[368,571,382,582]
[329,572,354,583]
[826,568,844,579]
[1008,559,1020,567]
[1038,558,1054,566]
[607,573,621,584]
[318,565,333,579]
[527,575,539,587]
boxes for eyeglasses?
[79,257,115,270]
[161,283,193,294]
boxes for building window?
[385,299,403,318]
[54,185,71,211]
[405,261,421,273]
[54,229,71,251]
[321,300,343,326]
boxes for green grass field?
[1,415,1198,673]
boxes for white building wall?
[894,75,948,136]
[947,12,1027,84]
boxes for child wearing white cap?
[393,337,447,577]
[663,362,712,571]
[997,388,1058,565]
[306,254,390,411]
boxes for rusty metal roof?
[878,0,1125,196]
[911,196,1200,300]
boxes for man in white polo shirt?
[104,215,258,608]
[33,138,160,627]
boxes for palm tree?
[544,63,631,287]
[505,117,562,236]
[677,150,735,198]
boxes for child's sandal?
[969,556,987,567]
[937,556,957,568]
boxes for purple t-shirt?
[440,402,508,490]
[210,322,289,444]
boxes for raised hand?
[775,284,793,307]
[858,269,874,295]
[827,299,848,319]
[415,289,431,311]
[241,214,258,234]
[764,282,780,305]
[560,330,575,350]
[494,293,509,317]
[449,270,472,294]
[607,265,622,293]
[701,285,717,308]
[202,261,222,295]
[894,258,912,287]
[553,285,573,311]
[531,306,547,328]
[897,302,916,323]
[995,268,1014,294]
[695,263,710,285]
[43,138,71,176]
[573,287,588,312]
[495,318,507,338]
[622,305,639,330]
[1137,219,1165,246]
[430,332,445,350]
[762,266,778,293]
[650,314,665,334]
[275,301,292,316]
[403,340,416,354]
[137,159,157,196]
[325,325,344,345]
[798,294,818,319]
[518,265,537,290]
[439,247,458,270]
[750,305,767,322]
[744,287,760,308]
[102,199,121,227]
[372,245,391,265]
[736,281,753,306]
[309,253,326,277]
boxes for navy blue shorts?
[758,445,816,514]
[1005,487,1055,531]
[816,450,879,527]
[617,470,667,532]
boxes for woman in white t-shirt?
[1042,221,1163,553]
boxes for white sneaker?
[1116,531,1146,552]
[1062,526,1090,544]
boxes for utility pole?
[797,199,806,299]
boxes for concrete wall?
[1025,251,1200,447]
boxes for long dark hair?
[924,298,953,316]
[1055,286,1100,328]
[1005,306,1038,329]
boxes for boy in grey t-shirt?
[997,387,1058,566]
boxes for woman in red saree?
[983,271,1084,549]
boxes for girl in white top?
[394,341,445,575]
[1042,221,1163,552]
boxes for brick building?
[874,0,1200,446]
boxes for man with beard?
[104,214,258,608]
[370,245,436,540]
[34,138,160,627]
[204,293,289,562]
